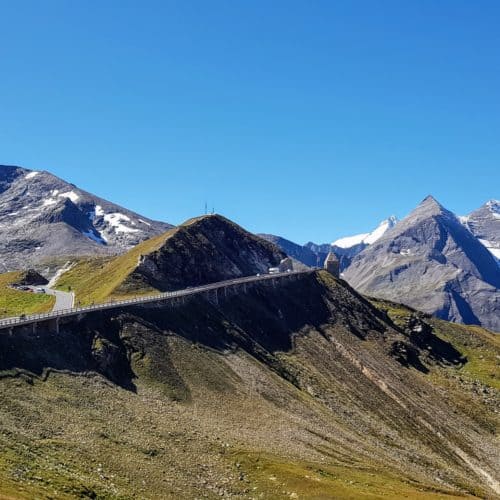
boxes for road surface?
[45,287,74,311]
[32,286,74,311]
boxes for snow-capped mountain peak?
[332,216,398,249]
[461,199,500,264]
[485,199,500,218]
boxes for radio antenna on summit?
[204,202,207,215]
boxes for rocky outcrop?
[13,269,48,286]
[122,215,286,292]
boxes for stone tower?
[279,257,293,273]
[324,251,339,277]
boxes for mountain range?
[262,198,500,332]
[0,165,498,332]
[0,165,499,498]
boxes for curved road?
[42,287,74,311]
[27,286,74,312]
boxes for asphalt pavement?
[39,286,75,311]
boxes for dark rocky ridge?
[344,196,500,331]
[125,215,287,292]
[0,271,498,497]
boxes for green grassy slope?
[371,297,500,434]
[55,229,176,304]
[0,272,55,318]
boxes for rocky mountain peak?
[485,199,499,213]
[409,195,450,220]
[129,214,286,291]
[344,197,500,331]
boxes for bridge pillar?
[32,322,37,334]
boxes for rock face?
[13,269,49,286]
[462,199,500,263]
[0,165,172,271]
[344,196,500,332]
[123,214,286,292]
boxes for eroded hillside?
[0,271,498,499]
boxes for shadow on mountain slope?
[0,271,498,498]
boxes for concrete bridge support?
[50,317,60,334]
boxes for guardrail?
[0,270,313,330]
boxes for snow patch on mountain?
[58,191,80,203]
[333,216,398,248]
[478,239,500,261]
[82,229,107,245]
[486,200,500,219]
[103,212,140,234]
[25,171,40,179]
[332,232,369,249]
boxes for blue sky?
[1,1,499,243]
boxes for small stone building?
[324,251,339,277]
[278,257,293,273]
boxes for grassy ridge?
[55,229,176,305]
[0,272,55,318]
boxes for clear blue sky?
[1,1,499,243]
